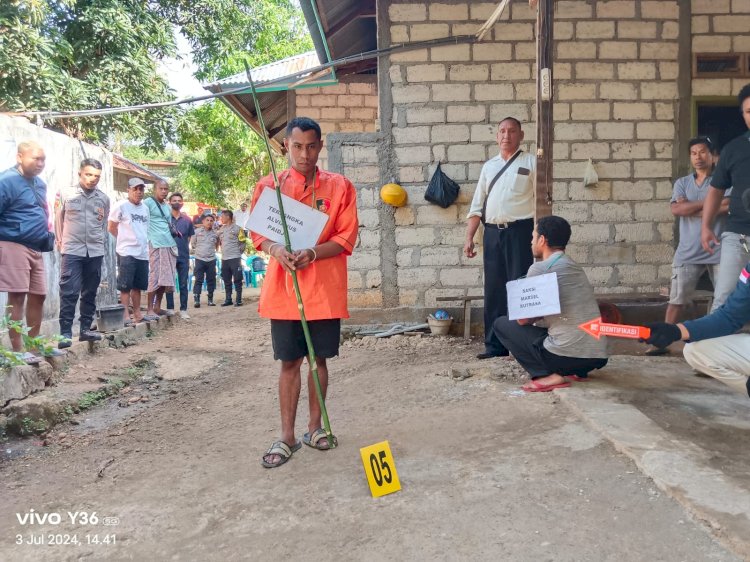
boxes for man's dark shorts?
[271,319,341,361]
[117,255,149,292]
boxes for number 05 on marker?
[360,441,401,498]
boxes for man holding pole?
[250,117,358,469]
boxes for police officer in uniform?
[55,158,110,348]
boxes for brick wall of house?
[369,0,684,311]
[691,0,750,97]
[336,140,386,308]
[294,76,378,169]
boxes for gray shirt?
[528,252,608,359]
[217,223,245,260]
[672,173,723,265]
[56,186,110,257]
[191,227,218,261]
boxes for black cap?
[688,136,713,151]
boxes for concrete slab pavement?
[557,355,750,558]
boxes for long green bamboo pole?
[244,62,336,449]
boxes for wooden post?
[535,0,554,220]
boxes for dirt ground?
[0,299,740,561]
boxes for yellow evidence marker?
[360,440,401,498]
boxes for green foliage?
[0,0,178,150]
[175,0,312,208]
[1,310,65,367]
[0,0,309,153]
[0,314,26,368]
[160,0,311,82]
[1,0,312,197]
[175,103,283,207]
[78,389,108,411]
[21,416,49,435]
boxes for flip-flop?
[522,379,571,393]
[261,440,302,468]
[303,428,338,451]
[645,347,669,356]
[565,375,589,382]
[14,352,42,365]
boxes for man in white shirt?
[464,117,537,359]
[233,201,250,231]
[108,178,151,324]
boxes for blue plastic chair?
[250,257,267,288]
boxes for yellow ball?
[380,182,407,207]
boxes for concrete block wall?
[549,0,681,295]
[326,133,387,309]
[294,75,378,169]
[691,0,750,97]
[0,115,119,336]
[386,0,541,308]
[379,0,685,308]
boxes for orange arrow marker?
[579,317,651,340]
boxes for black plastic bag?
[424,163,460,208]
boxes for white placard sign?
[247,188,329,251]
[506,272,561,320]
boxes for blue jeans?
[711,232,750,312]
[166,259,190,311]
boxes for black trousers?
[482,218,534,355]
[221,257,243,301]
[193,258,216,297]
[166,259,190,311]
[59,253,103,336]
[493,316,608,379]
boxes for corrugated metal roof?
[112,154,163,182]
[204,51,324,91]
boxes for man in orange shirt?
[250,117,358,469]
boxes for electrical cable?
[3,35,476,121]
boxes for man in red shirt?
[250,117,358,469]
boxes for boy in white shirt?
[107,178,152,324]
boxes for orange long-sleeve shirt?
[250,166,358,320]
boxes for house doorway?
[695,100,746,152]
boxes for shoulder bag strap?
[151,196,181,237]
[150,196,169,221]
[27,179,49,218]
[481,149,522,225]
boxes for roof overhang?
[203,51,338,153]
[300,0,377,75]
[112,154,163,183]
[203,2,379,154]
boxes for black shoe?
[58,334,73,349]
[79,330,103,342]
[221,300,233,307]
[645,346,668,356]
[207,299,216,307]
[193,296,201,309]
[476,351,508,360]
[234,300,243,307]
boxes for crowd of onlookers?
[0,140,263,364]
